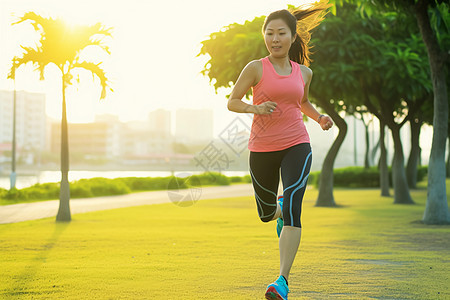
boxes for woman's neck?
[268,55,291,68]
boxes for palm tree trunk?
[406,118,422,189]
[379,120,390,197]
[56,74,71,222]
[390,124,414,204]
[315,104,347,207]
[10,86,17,189]
[415,0,450,224]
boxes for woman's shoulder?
[242,60,263,83]
[298,64,312,74]
[246,59,263,71]
[298,64,313,83]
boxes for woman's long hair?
[263,0,332,66]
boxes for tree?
[362,29,430,204]
[354,108,373,169]
[331,0,450,223]
[311,4,431,203]
[378,120,391,196]
[8,12,113,222]
[198,16,268,96]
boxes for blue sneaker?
[276,196,284,238]
[265,275,289,300]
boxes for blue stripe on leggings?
[286,152,311,225]
[250,167,277,197]
[290,174,309,225]
[283,152,312,193]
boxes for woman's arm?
[300,66,334,131]
[228,61,277,115]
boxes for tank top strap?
[260,57,272,76]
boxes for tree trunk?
[316,105,347,207]
[10,86,17,189]
[447,135,450,178]
[56,74,71,222]
[406,118,422,189]
[390,125,414,204]
[379,120,390,197]
[371,139,380,167]
[415,1,450,224]
[364,121,370,169]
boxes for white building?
[0,90,46,162]
[148,109,171,137]
[95,114,122,158]
[175,109,213,143]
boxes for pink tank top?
[248,57,310,152]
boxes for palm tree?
[8,12,113,222]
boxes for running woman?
[227,2,334,299]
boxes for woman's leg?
[249,150,283,223]
[279,143,312,280]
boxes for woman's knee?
[259,208,277,223]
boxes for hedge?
[0,172,239,204]
[310,166,428,188]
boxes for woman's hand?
[319,115,333,131]
[253,101,278,115]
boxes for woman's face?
[264,18,296,58]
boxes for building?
[51,122,110,158]
[50,114,174,161]
[0,90,46,164]
[175,109,213,143]
[148,109,171,137]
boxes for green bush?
[230,176,243,183]
[72,178,131,197]
[242,175,252,183]
[417,166,428,182]
[335,167,379,188]
[70,184,93,198]
[307,171,319,187]
[0,172,248,203]
[166,176,188,190]
[312,166,428,188]
[190,172,230,186]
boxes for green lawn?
[0,182,449,299]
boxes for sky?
[0,0,316,136]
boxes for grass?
[0,181,449,299]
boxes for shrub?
[190,172,230,186]
[242,175,252,183]
[230,176,243,183]
[307,171,319,187]
[417,166,428,182]
[167,176,188,190]
[72,178,131,197]
[70,184,93,198]
[312,166,428,188]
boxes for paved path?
[0,184,254,224]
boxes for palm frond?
[12,11,48,33]
[67,22,113,59]
[13,12,113,67]
[8,46,53,80]
[72,61,112,99]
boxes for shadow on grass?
[5,222,70,297]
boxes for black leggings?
[249,143,312,228]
